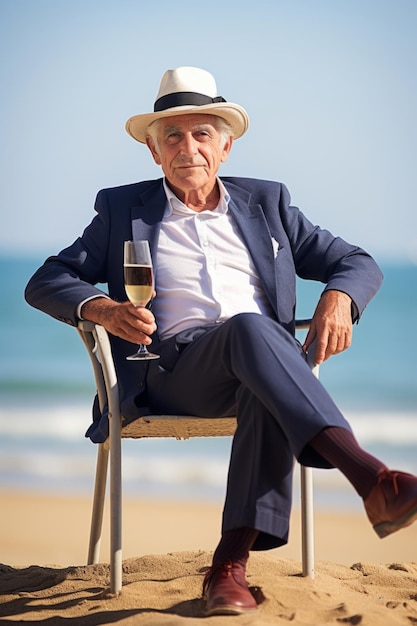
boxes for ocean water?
[0,256,416,509]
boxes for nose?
[180,132,198,156]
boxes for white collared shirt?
[152,178,274,340]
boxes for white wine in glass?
[124,240,160,360]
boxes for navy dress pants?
[147,313,352,550]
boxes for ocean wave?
[0,405,416,445]
[0,405,415,500]
[0,406,91,441]
[347,412,417,445]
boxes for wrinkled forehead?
[158,113,222,133]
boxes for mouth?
[174,160,205,168]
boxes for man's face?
[146,114,233,199]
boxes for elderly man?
[25,66,417,616]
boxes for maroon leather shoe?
[364,470,417,538]
[203,560,258,616]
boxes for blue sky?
[1,0,416,262]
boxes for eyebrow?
[162,125,181,134]
[162,123,213,135]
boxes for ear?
[220,136,233,163]
[146,137,162,165]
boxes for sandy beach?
[1,490,417,625]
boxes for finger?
[129,305,156,325]
[113,310,156,344]
[122,325,154,345]
[126,315,157,338]
[314,329,330,364]
[302,327,316,353]
[323,329,351,361]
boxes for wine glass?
[124,240,160,361]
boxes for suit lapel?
[225,183,278,312]
[131,180,166,267]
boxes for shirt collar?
[162,177,230,217]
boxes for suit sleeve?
[25,190,113,327]
[278,184,384,320]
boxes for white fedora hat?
[125,66,249,144]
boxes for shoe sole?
[373,503,417,538]
[206,605,258,616]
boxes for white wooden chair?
[78,319,318,594]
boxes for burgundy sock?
[310,427,387,499]
[212,527,259,566]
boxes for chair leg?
[109,410,123,595]
[87,443,109,565]
[300,360,319,578]
[300,464,315,578]
[91,323,123,593]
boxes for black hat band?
[154,91,227,112]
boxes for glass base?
[126,352,160,361]
[126,341,161,360]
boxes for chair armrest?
[295,318,312,330]
[77,319,96,332]
[77,320,117,417]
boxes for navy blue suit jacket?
[25,177,383,441]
